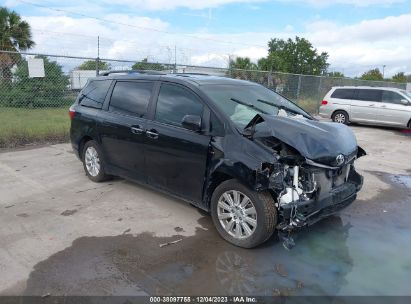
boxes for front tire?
[210,179,277,248]
[82,140,110,182]
[332,110,349,124]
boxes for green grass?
[0,107,70,148]
[0,99,319,149]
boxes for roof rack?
[174,73,210,76]
[98,70,167,76]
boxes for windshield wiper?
[79,93,101,104]
[230,98,268,114]
[256,98,310,118]
[79,87,98,102]
[256,98,279,107]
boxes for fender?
[202,134,279,209]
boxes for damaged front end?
[270,153,363,232]
[245,114,365,234]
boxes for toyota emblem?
[336,154,345,166]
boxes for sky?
[3,0,411,77]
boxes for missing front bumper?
[277,169,363,231]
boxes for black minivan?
[70,72,365,248]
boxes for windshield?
[202,84,311,128]
[400,90,411,100]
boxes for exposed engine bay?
[253,137,364,250]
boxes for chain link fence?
[0,50,407,148]
[225,68,407,114]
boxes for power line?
[15,0,267,48]
[29,28,235,55]
[27,25,234,66]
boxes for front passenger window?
[155,84,204,129]
[382,91,405,104]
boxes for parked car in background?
[319,86,411,128]
[70,72,365,248]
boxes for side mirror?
[182,115,202,132]
[400,99,410,105]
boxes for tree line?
[76,58,168,71]
[228,37,410,83]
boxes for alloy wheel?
[85,146,100,177]
[217,190,257,239]
[334,113,346,123]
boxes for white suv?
[319,86,411,128]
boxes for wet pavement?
[21,172,411,297]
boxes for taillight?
[69,107,75,120]
[321,100,328,105]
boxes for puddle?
[22,172,411,296]
[389,174,411,190]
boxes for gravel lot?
[0,125,410,296]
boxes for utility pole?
[174,45,177,73]
[228,54,233,77]
[96,36,100,76]
[382,64,386,79]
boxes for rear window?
[356,89,382,102]
[80,80,111,109]
[331,89,356,100]
[109,81,153,117]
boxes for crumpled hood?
[245,114,358,164]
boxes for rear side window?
[109,81,153,117]
[381,91,404,104]
[155,83,204,129]
[80,80,111,109]
[331,89,356,100]
[356,89,382,102]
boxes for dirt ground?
[0,125,410,297]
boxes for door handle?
[380,105,386,108]
[130,125,144,135]
[369,104,375,107]
[146,129,159,139]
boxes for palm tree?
[228,56,259,80]
[229,57,257,70]
[0,7,35,81]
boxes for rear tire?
[82,140,110,182]
[332,110,349,125]
[210,179,277,248]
